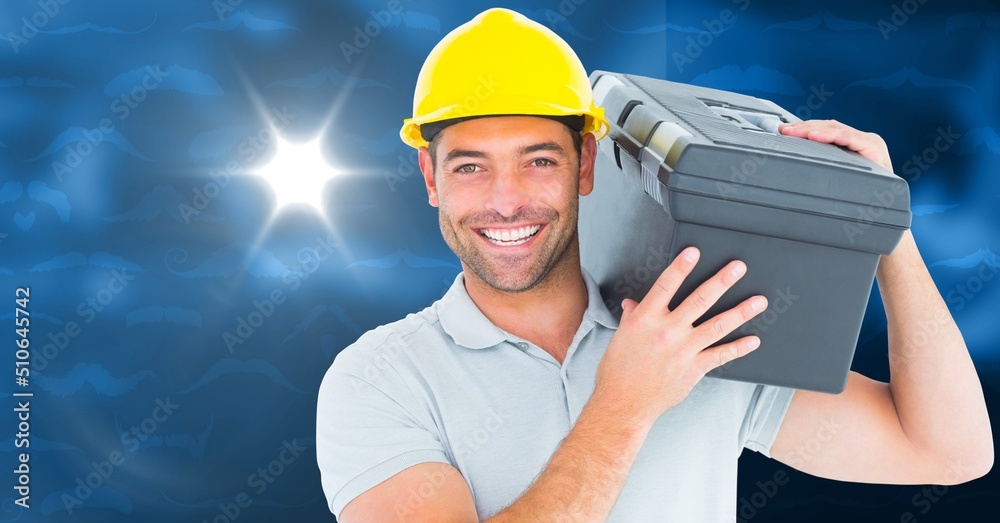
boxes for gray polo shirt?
[317,270,795,521]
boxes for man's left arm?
[768,120,994,484]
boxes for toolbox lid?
[590,71,912,232]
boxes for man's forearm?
[878,230,993,478]
[485,391,653,522]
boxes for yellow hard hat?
[400,7,610,149]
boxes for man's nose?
[484,168,531,218]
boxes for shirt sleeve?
[316,331,452,518]
[739,384,796,457]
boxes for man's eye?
[531,158,555,167]
[456,164,480,173]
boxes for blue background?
[1,0,998,521]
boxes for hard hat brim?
[400,107,609,149]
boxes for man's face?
[418,116,596,293]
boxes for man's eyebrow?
[443,149,487,164]
[441,141,567,164]
[520,141,566,156]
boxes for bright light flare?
[253,137,339,213]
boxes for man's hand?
[779,119,893,172]
[769,119,994,485]
[593,246,768,427]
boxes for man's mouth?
[477,224,542,246]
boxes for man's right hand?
[593,246,768,427]
[339,247,769,523]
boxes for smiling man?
[431,116,581,295]
[316,8,992,522]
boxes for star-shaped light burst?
[253,137,339,213]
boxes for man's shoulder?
[327,300,448,376]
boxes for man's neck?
[462,253,589,365]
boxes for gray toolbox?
[579,71,911,394]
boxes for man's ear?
[578,133,597,197]
[418,146,439,207]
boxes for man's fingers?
[781,120,895,171]
[621,298,638,315]
[779,119,840,134]
[691,295,767,347]
[670,259,747,324]
[639,246,699,312]
[780,120,850,142]
[778,123,809,137]
[697,335,761,373]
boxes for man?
[317,8,992,522]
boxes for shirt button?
[516,342,528,350]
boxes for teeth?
[480,225,541,245]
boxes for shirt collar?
[582,268,619,330]
[437,268,618,350]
